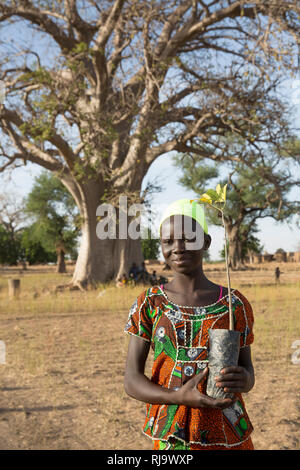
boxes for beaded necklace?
[158,284,236,310]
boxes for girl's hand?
[175,367,236,409]
[215,366,252,394]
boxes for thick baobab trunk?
[226,225,244,270]
[228,240,242,269]
[70,182,143,287]
[72,215,143,286]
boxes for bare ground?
[0,263,299,450]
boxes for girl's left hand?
[215,366,252,394]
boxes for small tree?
[25,172,80,272]
[195,183,236,330]
[20,225,57,265]
[0,224,22,265]
[0,193,26,265]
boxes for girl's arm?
[215,346,255,394]
[124,335,236,409]
[124,334,177,404]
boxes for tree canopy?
[0,191,60,265]
[25,171,79,271]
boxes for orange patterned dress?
[124,285,254,450]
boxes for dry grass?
[0,262,299,450]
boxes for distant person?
[158,274,168,286]
[116,273,128,288]
[138,262,149,283]
[150,270,157,285]
[129,262,139,282]
[275,266,281,284]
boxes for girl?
[124,199,255,450]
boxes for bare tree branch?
[0,1,77,52]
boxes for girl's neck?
[163,272,225,308]
[168,268,213,294]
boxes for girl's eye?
[184,237,196,243]
[182,235,196,242]
[162,239,172,244]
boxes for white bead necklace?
[158,285,236,310]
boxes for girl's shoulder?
[232,289,253,307]
[231,289,255,327]
[218,286,251,303]
[218,288,254,319]
[125,286,166,341]
[134,285,166,307]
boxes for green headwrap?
[159,198,208,234]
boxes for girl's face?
[160,215,211,275]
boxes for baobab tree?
[0,1,299,286]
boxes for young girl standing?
[124,199,255,450]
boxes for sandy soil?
[0,263,299,450]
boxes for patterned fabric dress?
[124,285,255,450]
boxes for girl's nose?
[173,238,186,252]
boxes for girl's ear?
[204,234,211,251]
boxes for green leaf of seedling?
[216,183,222,196]
[215,183,227,203]
[221,184,227,202]
[205,189,219,201]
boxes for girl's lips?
[172,256,190,265]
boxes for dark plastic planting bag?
[206,329,240,400]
